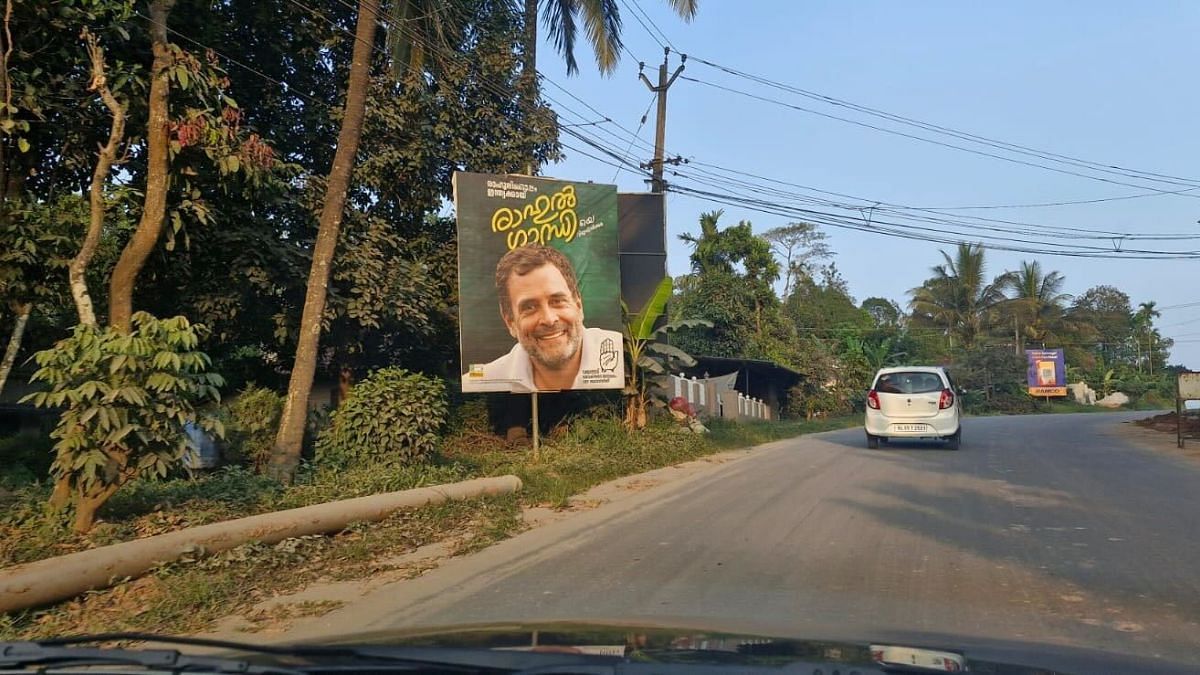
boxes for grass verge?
[0,411,857,639]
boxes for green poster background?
[454,172,621,372]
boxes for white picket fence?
[671,373,707,408]
[667,372,768,420]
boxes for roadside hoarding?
[617,192,667,323]
[453,172,625,393]
[1025,349,1067,397]
[1178,371,1200,449]
[1179,372,1200,401]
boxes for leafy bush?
[315,367,447,467]
[221,384,284,471]
[785,382,853,420]
[22,313,224,532]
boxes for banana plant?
[622,277,711,430]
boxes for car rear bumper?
[865,410,959,438]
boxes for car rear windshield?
[875,371,945,394]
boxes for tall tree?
[908,243,1007,350]
[106,0,174,333]
[678,210,778,335]
[268,0,381,483]
[1000,260,1070,354]
[861,296,902,328]
[1068,285,1135,363]
[761,221,830,299]
[1133,300,1161,372]
[535,0,697,77]
[674,211,791,363]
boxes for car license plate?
[893,424,929,432]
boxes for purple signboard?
[1025,349,1066,397]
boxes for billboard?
[1025,349,1067,397]
[617,192,667,321]
[454,172,625,393]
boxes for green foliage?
[762,221,831,298]
[21,312,224,531]
[622,279,710,429]
[908,243,1008,350]
[785,380,855,420]
[784,264,872,335]
[220,385,284,471]
[0,197,75,308]
[315,368,447,467]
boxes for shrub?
[314,367,447,468]
[22,313,224,532]
[220,385,284,471]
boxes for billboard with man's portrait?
[453,172,625,393]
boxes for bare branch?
[70,28,128,327]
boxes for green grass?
[0,409,850,639]
[0,496,522,640]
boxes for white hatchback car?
[864,366,962,450]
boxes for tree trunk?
[71,482,121,534]
[73,29,127,327]
[0,300,30,398]
[107,0,173,334]
[336,365,353,405]
[522,0,537,109]
[268,0,379,483]
[49,477,70,511]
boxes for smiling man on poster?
[471,244,622,391]
[454,172,626,394]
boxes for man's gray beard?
[524,322,583,370]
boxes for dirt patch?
[239,601,346,634]
[1132,411,1200,434]
[1114,416,1200,463]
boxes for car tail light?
[939,388,954,409]
[867,390,881,410]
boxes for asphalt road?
[286,412,1200,666]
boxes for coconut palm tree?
[1000,260,1071,353]
[909,243,1007,350]
[531,0,698,77]
[1133,300,1161,372]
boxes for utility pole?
[640,48,685,193]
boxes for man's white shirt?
[463,327,625,392]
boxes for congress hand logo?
[599,337,618,372]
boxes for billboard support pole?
[531,392,541,462]
[1178,378,1184,449]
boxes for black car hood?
[300,621,1196,674]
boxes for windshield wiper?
[12,633,623,673]
[0,640,304,673]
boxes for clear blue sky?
[536,1,1200,369]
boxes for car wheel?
[866,432,880,449]
[946,429,961,451]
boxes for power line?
[149,2,1200,261]
[666,162,1200,241]
[1156,300,1200,311]
[913,187,1200,211]
[613,92,656,182]
[661,164,1200,256]
[687,54,1200,190]
[679,74,1200,198]
[618,0,673,50]
[665,183,1200,260]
